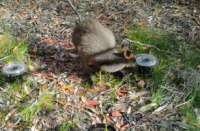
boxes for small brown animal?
[72,19,135,75]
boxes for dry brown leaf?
[117,89,124,96]
[57,116,65,121]
[106,116,115,124]
[152,103,168,114]
[15,0,19,4]
[85,106,99,114]
[95,87,103,92]
[123,26,127,33]
[136,80,146,89]
[29,65,37,72]
[142,123,148,131]
[30,53,41,58]
[116,119,123,129]
[43,58,56,63]
[90,87,103,93]
[193,16,200,25]
[142,46,149,50]
[197,65,200,69]
[56,100,66,105]
[182,116,188,123]
[44,0,50,4]
[0,35,4,41]
[59,85,73,91]
[138,20,146,26]
[42,83,48,91]
[5,109,17,122]
[34,72,56,81]
[40,38,57,43]
[129,91,150,100]
[42,73,56,81]
[34,72,42,77]
[85,99,99,106]
[103,18,110,22]
[13,46,18,53]
[139,103,157,112]
[134,125,141,131]
[70,74,77,80]
[13,90,22,99]
[116,122,121,129]
[90,89,96,93]
[5,122,13,128]
[157,23,162,28]
[57,81,63,86]
[121,124,131,131]
[92,118,97,125]
[155,2,159,8]
[111,110,122,117]
[29,18,35,23]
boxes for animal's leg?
[81,58,90,75]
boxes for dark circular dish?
[135,54,158,74]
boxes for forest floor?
[0,0,200,131]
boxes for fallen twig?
[175,94,195,109]
[160,85,185,95]
[8,118,21,131]
[0,55,11,61]
[126,39,180,57]
[67,0,82,22]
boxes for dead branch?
[67,0,82,22]
[126,39,180,57]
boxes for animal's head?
[100,42,135,73]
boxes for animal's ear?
[124,50,134,60]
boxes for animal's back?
[72,19,116,64]
[72,19,135,74]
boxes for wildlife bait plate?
[135,54,158,67]
[1,62,26,77]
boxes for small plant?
[18,91,55,124]
[59,121,76,131]
[0,33,29,63]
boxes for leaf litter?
[0,0,200,131]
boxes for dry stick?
[67,0,82,22]
[0,55,11,61]
[100,71,102,86]
[175,94,195,109]
[160,85,185,95]
[99,99,108,131]
[125,39,180,57]
[8,118,22,131]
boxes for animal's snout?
[124,50,134,60]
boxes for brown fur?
[72,19,135,74]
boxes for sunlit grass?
[127,25,200,129]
